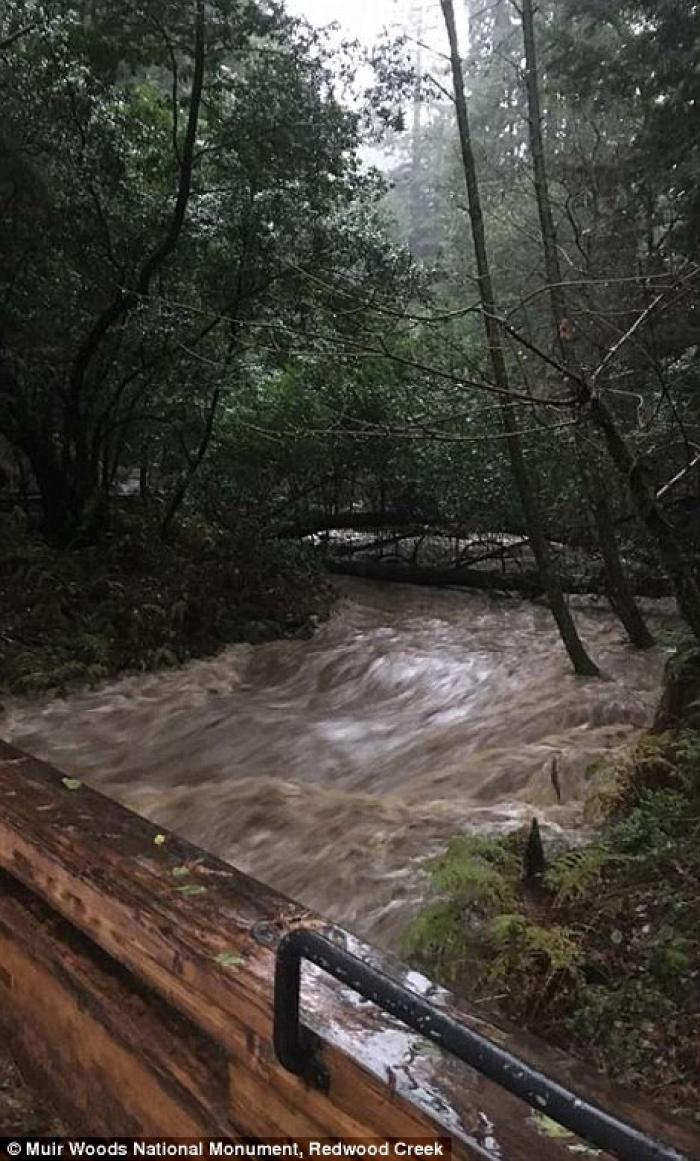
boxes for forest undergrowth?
[0,511,334,697]
[403,652,700,1126]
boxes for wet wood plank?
[0,740,696,1158]
[0,873,235,1135]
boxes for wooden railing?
[0,740,697,1159]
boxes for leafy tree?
[0,0,413,543]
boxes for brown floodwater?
[1,578,674,948]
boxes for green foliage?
[427,834,519,907]
[484,915,584,1011]
[567,978,686,1078]
[401,834,520,983]
[401,901,472,985]
[649,929,694,984]
[611,788,693,854]
[7,652,108,695]
[0,0,694,601]
[585,729,700,821]
[544,845,624,907]
[121,81,174,194]
[0,524,333,695]
[403,712,700,1115]
[403,833,586,1012]
[0,0,424,546]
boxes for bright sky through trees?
[284,0,468,56]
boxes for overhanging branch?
[69,0,206,403]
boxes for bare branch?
[0,23,37,52]
[590,291,666,389]
[656,451,700,501]
[590,266,700,389]
[112,285,573,407]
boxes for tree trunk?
[440,0,599,676]
[587,468,655,648]
[23,441,81,546]
[161,388,220,538]
[590,396,700,641]
[68,0,206,405]
[139,441,151,502]
[517,0,653,650]
[326,557,672,598]
[518,0,700,640]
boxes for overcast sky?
[284,1,468,57]
[285,0,395,43]
[283,1,468,169]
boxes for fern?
[425,834,519,913]
[484,915,584,1010]
[401,901,471,984]
[431,855,515,910]
[402,835,522,984]
[545,845,625,908]
[585,731,699,820]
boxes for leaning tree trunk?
[161,387,220,538]
[584,463,655,648]
[590,397,700,641]
[517,0,654,650]
[517,0,700,645]
[439,0,599,677]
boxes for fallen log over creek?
[0,740,697,1158]
[325,558,674,598]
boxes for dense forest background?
[2,0,700,684]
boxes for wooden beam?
[0,874,235,1135]
[0,741,696,1159]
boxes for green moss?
[402,707,700,1118]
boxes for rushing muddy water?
[2,579,676,947]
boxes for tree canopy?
[1,0,700,667]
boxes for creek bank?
[403,650,700,1125]
[0,519,334,696]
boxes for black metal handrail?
[273,928,688,1161]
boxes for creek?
[2,578,675,949]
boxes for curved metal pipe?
[273,928,688,1161]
